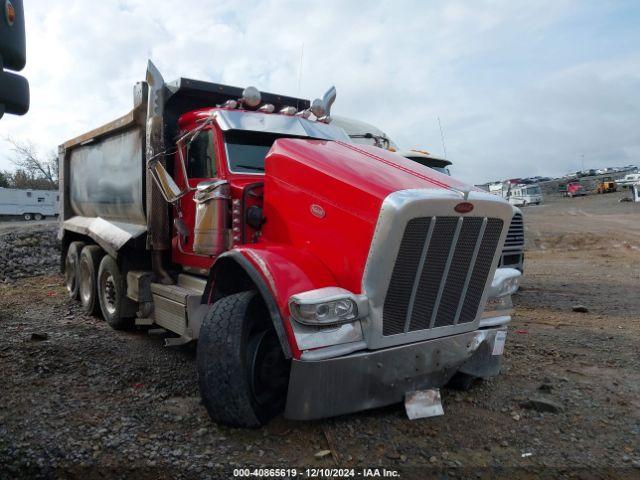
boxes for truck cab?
[168,106,349,272]
[60,63,521,427]
[565,181,586,197]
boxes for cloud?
[1,0,639,185]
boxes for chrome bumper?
[284,326,506,420]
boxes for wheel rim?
[101,273,117,315]
[247,330,289,407]
[65,254,77,293]
[79,259,92,305]
[35,214,42,220]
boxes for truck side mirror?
[148,159,187,204]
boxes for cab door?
[172,127,220,264]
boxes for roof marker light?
[241,86,261,108]
[280,106,297,116]
[258,103,275,113]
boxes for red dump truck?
[59,61,521,427]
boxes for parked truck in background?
[0,188,59,220]
[499,207,524,272]
[564,182,586,197]
[60,62,521,427]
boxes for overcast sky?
[1,0,639,184]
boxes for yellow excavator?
[596,176,617,194]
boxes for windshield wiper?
[235,164,265,171]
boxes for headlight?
[489,268,521,298]
[289,287,368,326]
[291,298,357,324]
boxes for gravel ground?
[1,195,640,479]
[0,221,60,282]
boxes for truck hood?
[261,139,481,293]
[266,139,473,223]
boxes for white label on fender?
[492,331,507,356]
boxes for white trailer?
[505,184,542,206]
[488,182,542,207]
[0,188,59,220]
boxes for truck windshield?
[224,131,304,174]
[525,186,541,195]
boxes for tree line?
[1,137,58,190]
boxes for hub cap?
[247,330,289,407]
[101,274,117,315]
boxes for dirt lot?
[1,193,639,479]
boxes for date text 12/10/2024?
[233,468,401,478]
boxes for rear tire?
[23,213,32,221]
[198,291,290,427]
[34,213,43,220]
[64,241,85,299]
[97,255,134,330]
[79,245,104,316]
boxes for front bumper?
[284,326,506,420]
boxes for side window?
[26,191,32,197]
[37,197,45,203]
[187,130,216,178]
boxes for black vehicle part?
[197,291,290,427]
[97,255,135,330]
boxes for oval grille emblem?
[454,202,474,213]
[310,204,325,218]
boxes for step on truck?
[59,61,521,427]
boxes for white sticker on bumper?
[492,330,507,356]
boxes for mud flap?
[404,389,444,420]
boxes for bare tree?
[0,170,10,188]
[5,136,58,188]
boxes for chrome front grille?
[503,212,524,250]
[382,216,504,336]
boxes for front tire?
[97,255,134,330]
[79,245,104,316]
[64,241,85,299]
[197,291,290,427]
